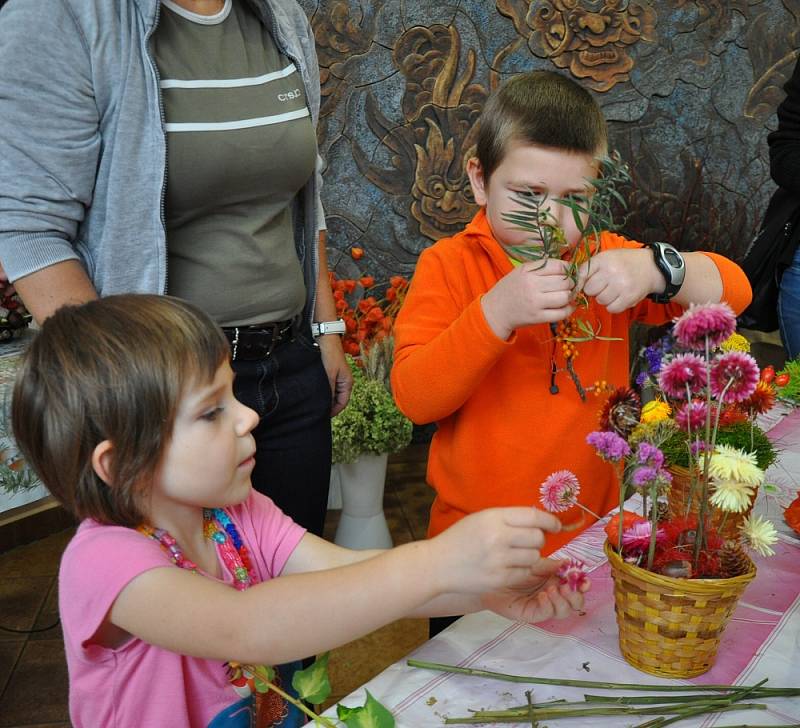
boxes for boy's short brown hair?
[12,295,230,527]
[476,70,608,181]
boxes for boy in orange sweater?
[391,71,752,633]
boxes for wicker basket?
[667,465,756,541]
[605,541,756,678]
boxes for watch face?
[664,248,683,267]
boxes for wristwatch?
[643,241,686,303]
[311,319,346,337]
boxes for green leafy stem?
[252,654,395,727]
[407,659,800,726]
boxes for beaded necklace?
[137,509,294,724]
[138,508,255,588]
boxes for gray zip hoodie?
[0,0,324,324]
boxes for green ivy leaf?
[336,690,395,727]
[292,652,331,704]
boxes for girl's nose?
[236,401,259,435]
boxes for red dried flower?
[599,387,641,437]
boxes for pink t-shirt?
[59,490,306,728]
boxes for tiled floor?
[0,443,433,727]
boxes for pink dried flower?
[556,558,589,592]
[657,353,707,399]
[622,521,666,552]
[673,302,737,350]
[539,470,580,513]
[710,352,760,403]
[675,400,708,431]
[586,430,631,462]
[690,440,710,457]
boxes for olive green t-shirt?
[152,0,317,325]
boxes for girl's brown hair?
[12,295,230,527]
[476,70,608,181]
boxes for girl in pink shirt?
[12,294,587,727]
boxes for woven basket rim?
[603,540,756,591]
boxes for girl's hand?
[481,259,576,338]
[479,558,589,623]
[431,507,562,595]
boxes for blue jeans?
[779,244,800,360]
[231,331,332,537]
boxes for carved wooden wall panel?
[299,0,800,282]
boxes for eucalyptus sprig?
[501,152,630,398]
[501,150,631,292]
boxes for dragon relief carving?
[311,1,377,117]
[353,25,486,243]
[497,0,657,92]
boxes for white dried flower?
[710,480,755,513]
[740,514,778,557]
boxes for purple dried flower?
[636,442,665,469]
[586,430,631,462]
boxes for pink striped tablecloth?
[323,406,800,727]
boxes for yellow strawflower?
[640,399,671,424]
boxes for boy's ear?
[91,440,115,486]
[466,157,488,207]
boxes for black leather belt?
[222,319,296,361]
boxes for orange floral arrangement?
[330,271,409,356]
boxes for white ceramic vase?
[334,452,393,550]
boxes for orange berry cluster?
[555,317,581,361]
[591,379,614,397]
[330,271,409,356]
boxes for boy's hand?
[576,248,662,313]
[480,558,589,623]
[432,507,562,595]
[482,259,576,339]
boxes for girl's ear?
[91,440,115,486]
[466,157,488,207]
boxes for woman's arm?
[13,261,98,323]
[314,230,353,415]
[0,1,102,311]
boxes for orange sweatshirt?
[391,209,753,554]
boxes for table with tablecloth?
[323,405,800,727]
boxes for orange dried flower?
[350,247,364,260]
[742,380,776,415]
[329,271,406,354]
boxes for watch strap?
[311,319,346,337]
[644,241,686,303]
